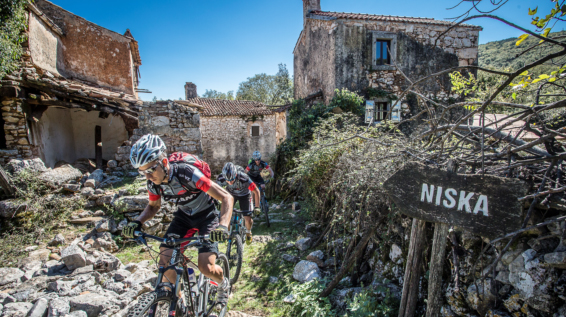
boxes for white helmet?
[252,151,261,160]
[130,134,166,168]
[222,162,238,182]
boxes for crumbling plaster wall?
[28,12,62,76]
[111,101,202,173]
[294,17,480,104]
[294,20,336,104]
[275,111,287,145]
[200,115,277,173]
[33,0,136,95]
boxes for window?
[252,126,260,136]
[375,40,391,65]
[375,102,389,121]
[365,99,401,123]
[371,32,397,70]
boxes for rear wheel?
[226,235,243,284]
[202,253,230,317]
[126,289,174,317]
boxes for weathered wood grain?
[383,162,528,238]
[426,222,450,317]
[398,219,427,317]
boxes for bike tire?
[262,196,270,228]
[202,253,230,317]
[227,235,243,285]
[126,289,175,317]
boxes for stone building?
[294,0,482,125]
[184,83,283,173]
[0,0,143,167]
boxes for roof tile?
[310,11,482,30]
[186,98,273,116]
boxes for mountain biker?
[245,151,274,191]
[122,134,234,307]
[217,162,261,245]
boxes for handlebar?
[133,231,210,247]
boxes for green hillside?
[479,30,566,73]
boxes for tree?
[152,96,157,102]
[201,89,235,100]
[236,64,293,105]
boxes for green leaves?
[528,7,538,16]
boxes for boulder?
[0,200,27,219]
[282,254,299,263]
[28,249,51,262]
[80,187,94,198]
[62,184,81,193]
[27,298,48,317]
[292,260,321,283]
[295,238,311,251]
[389,244,403,264]
[501,250,523,266]
[69,294,112,317]
[114,270,132,281]
[48,298,70,317]
[84,169,104,188]
[6,158,47,175]
[526,294,556,313]
[60,244,87,271]
[94,253,123,272]
[107,160,118,168]
[467,279,496,316]
[0,293,16,305]
[283,294,296,304]
[306,250,325,267]
[95,194,115,207]
[112,195,149,212]
[0,267,24,286]
[94,219,111,233]
[2,302,33,317]
[49,234,66,246]
[544,251,566,269]
[38,165,83,187]
[123,268,157,287]
[67,311,88,317]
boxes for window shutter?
[391,103,401,122]
[365,101,375,123]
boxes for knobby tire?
[126,289,178,317]
[226,235,243,284]
[262,196,270,227]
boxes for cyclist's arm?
[267,166,275,178]
[206,182,234,228]
[137,198,161,224]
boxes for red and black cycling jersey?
[245,160,270,178]
[147,162,214,216]
[217,171,257,197]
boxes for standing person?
[217,162,261,245]
[122,134,234,307]
[245,151,275,191]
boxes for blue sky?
[48,0,556,101]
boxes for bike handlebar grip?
[134,231,142,237]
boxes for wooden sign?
[383,162,528,238]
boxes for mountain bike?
[259,180,270,227]
[126,232,230,317]
[225,208,245,284]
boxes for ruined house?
[0,0,143,168]
[294,0,482,125]
[184,83,284,172]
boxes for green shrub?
[345,287,400,317]
[283,279,334,317]
[329,88,365,116]
[0,0,27,79]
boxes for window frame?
[371,32,397,71]
[365,98,395,124]
[251,126,260,137]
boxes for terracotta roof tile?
[186,98,273,117]
[310,11,482,30]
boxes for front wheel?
[226,235,243,285]
[126,289,175,317]
[261,196,270,228]
[201,253,230,317]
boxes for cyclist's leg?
[237,193,254,233]
[195,208,224,283]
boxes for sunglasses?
[139,162,160,175]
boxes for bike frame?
[134,232,217,317]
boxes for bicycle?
[126,231,230,317]
[225,208,245,284]
[259,179,270,227]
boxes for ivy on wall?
[0,0,28,80]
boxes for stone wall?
[0,99,34,164]
[294,17,480,104]
[111,100,202,172]
[200,115,277,173]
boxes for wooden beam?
[95,126,102,170]
[398,219,427,317]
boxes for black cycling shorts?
[160,206,219,255]
[249,175,265,186]
[234,193,253,217]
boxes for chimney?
[185,82,197,99]
[303,0,321,27]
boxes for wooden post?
[95,125,102,169]
[425,160,456,317]
[398,218,427,317]
[426,223,450,317]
